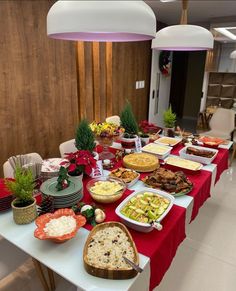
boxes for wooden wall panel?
[112,41,152,121]
[77,41,152,123]
[77,42,113,122]
[0,1,78,176]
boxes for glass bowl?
[86,176,126,203]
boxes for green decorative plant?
[75,119,96,153]
[120,102,139,138]
[5,167,35,207]
[163,106,176,128]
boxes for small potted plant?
[75,119,98,160]
[163,105,176,137]
[139,133,150,145]
[120,102,139,149]
[5,167,37,225]
[61,150,97,182]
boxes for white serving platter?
[154,136,182,147]
[115,189,175,233]
[179,145,218,165]
[141,143,172,160]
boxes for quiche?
[123,153,159,172]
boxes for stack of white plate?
[40,177,83,209]
[41,158,67,181]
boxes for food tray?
[165,156,203,172]
[83,222,139,279]
[115,189,174,232]
[109,168,140,188]
[154,136,182,147]
[179,145,218,165]
[142,179,193,197]
[141,143,172,159]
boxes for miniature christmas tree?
[75,119,96,153]
[120,102,139,137]
[56,167,70,191]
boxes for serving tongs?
[123,256,143,273]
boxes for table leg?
[32,258,50,291]
[230,143,236,166]
[47,267,56,291]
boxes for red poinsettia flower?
[61,150,97,176]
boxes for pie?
[123,153,159,172]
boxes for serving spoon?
[123,256,143,273]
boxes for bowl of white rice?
[83,222,139,279]
[34,208,86,243]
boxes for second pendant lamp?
[152,0,214,51]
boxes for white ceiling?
[145,0,236,25]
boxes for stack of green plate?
[40,177,83,209]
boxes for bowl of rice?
[34,208,86,243]
[86,176,126,203]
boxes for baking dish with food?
[115,189,174,233]
[179,145,218,165]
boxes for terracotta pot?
[11,198,37,225]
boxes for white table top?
[0,210,150,291]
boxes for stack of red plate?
[0,178,14,212]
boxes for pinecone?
[38,196,54,216]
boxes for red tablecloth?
[171,144,228,184]
[82,176,186,290]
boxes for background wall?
[0,0,78,175]
[0,1,152,176]
[218,43,236,72]
[76,41,152,122]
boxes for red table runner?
[171,144,228,184]
[82,176,186,290]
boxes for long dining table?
[0,140,232,291]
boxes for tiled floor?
[0,161,236,291]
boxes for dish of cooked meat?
[142,168,193,196]
[186,146,215,158]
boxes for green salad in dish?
[120,192,170,224]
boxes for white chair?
[201,108,235,140]
[59,139,77,158]
[105,115,121,126]
[3,153,43,178]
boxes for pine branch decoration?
[75,119,96,153]
[38,196,54,216]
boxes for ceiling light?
[152,0,214,51]
[47,0,156,42]
[230,50,236,59]
[214,27,236,41]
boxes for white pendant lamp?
[47,0,156,42]
[152,0,214,51]
[230,50,236,59]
